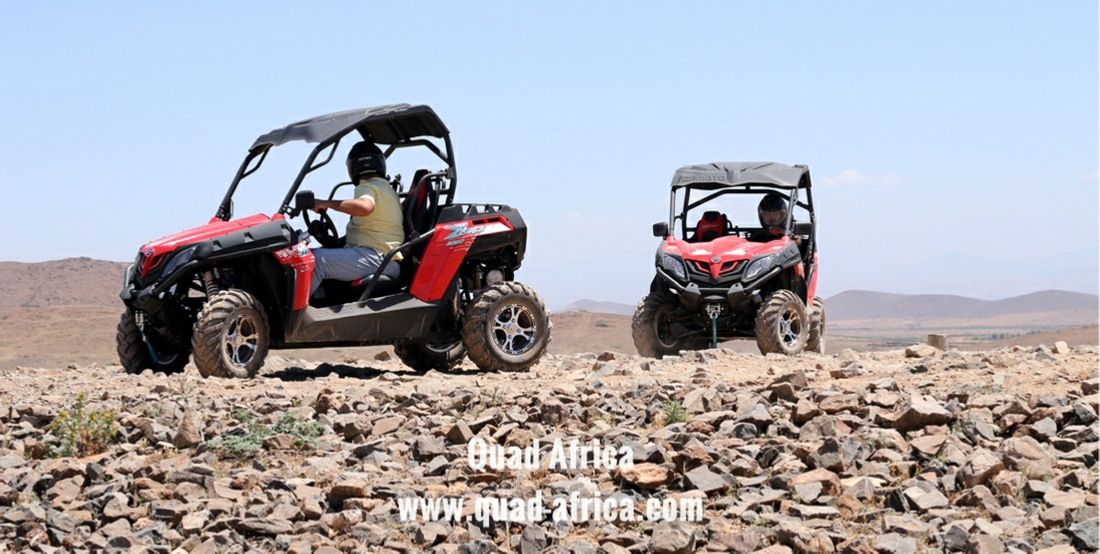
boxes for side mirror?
[793,222,813,236]
[652,222,669,238]
[295,190,316,212]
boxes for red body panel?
[273,240,316,311]
[137,214,285,276]
[807,253,820,306]
[663,235,789,271]
[410,217,514,301]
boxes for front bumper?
[655,264,781,312]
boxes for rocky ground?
[0,341,1097,554]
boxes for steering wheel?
[302,207,341,248]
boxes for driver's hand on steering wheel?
[310,200,331,213]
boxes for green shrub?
[49,392,117,458]
[205,413,323,458]
[663,400,687,425]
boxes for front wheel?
[191,290,270,379]
[631,292,698,358]
[805,297,826,354]
[461,282,551,372]
[116,309,189,374]
[394,341,467,372]
[755,289,808,356]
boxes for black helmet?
[757,192,788,230]
[346,141,386,183]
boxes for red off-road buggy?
[633,162,824,357]
[117,104,551,378]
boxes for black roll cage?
[214,116,456,222]
[669,183,817,259]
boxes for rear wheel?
[755,289,808,356]
[116,309,189,374]
[461,282,551,372]
[632,292,698,358]
[191,290,270,379]
[394,341,467,372]
[805,297,826,354]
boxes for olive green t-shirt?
[345,177,404,260]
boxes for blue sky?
[1,2,1096,308]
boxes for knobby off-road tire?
[394,342,467,372]
[805,297,826,354]
[191,290,270,379]
[116,309,189,374]
[461,282,551,372]
[755,289,809,356]
[632,291,700,359]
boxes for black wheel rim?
[654,304,680,349]
[424,342,459,354]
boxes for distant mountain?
[556,299,636,316]
[825,289,1098,323]
[0,257,128,315]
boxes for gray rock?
[736,403,773,427]
[416,522,449,546]
[540,400,569,426]
[1001,436,1057,479]
[904,487,948,512]
[651,520,696,554]
[1029,418,1058,442]
[958,410,999,443]
[1083,378,1099,395]
[942,525,970,552]
[894,395,954,432]
[233,517,293,536]
[447,421,474,444]
[811,438,847,473]
[520,525,548,554]
[412,436,446,461]
[792,481,823,504]
[1072,402,1097,425]
[967,534,1005,554]
[1071,518,1099,551]
[371,415,403,436]
[775,520,836,554]
[684,466,727,494]
[0,454,27,469]
[959,449,1004,488]
[172,414,202,449]
[875,533,917,554]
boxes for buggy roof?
[250,103,448,151]
[671,162,810,190]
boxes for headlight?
[661,253,687,281]
[743,254,776,282]
[162,246,198,275]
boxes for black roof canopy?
[250,103,448,151]
[671,162,811,190]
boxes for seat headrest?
[702,211,722,222]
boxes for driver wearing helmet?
[308,141,404,297]
[749,192,800,244]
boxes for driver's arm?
[314,197,374,217]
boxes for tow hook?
[135,311,162,365]
[704,303,722,349]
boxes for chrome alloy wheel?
[224,313,260,367]
[779,305,803,347]
[492,303,537,355]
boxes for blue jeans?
[310,247,400,297]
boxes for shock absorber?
[202,269,220,298]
